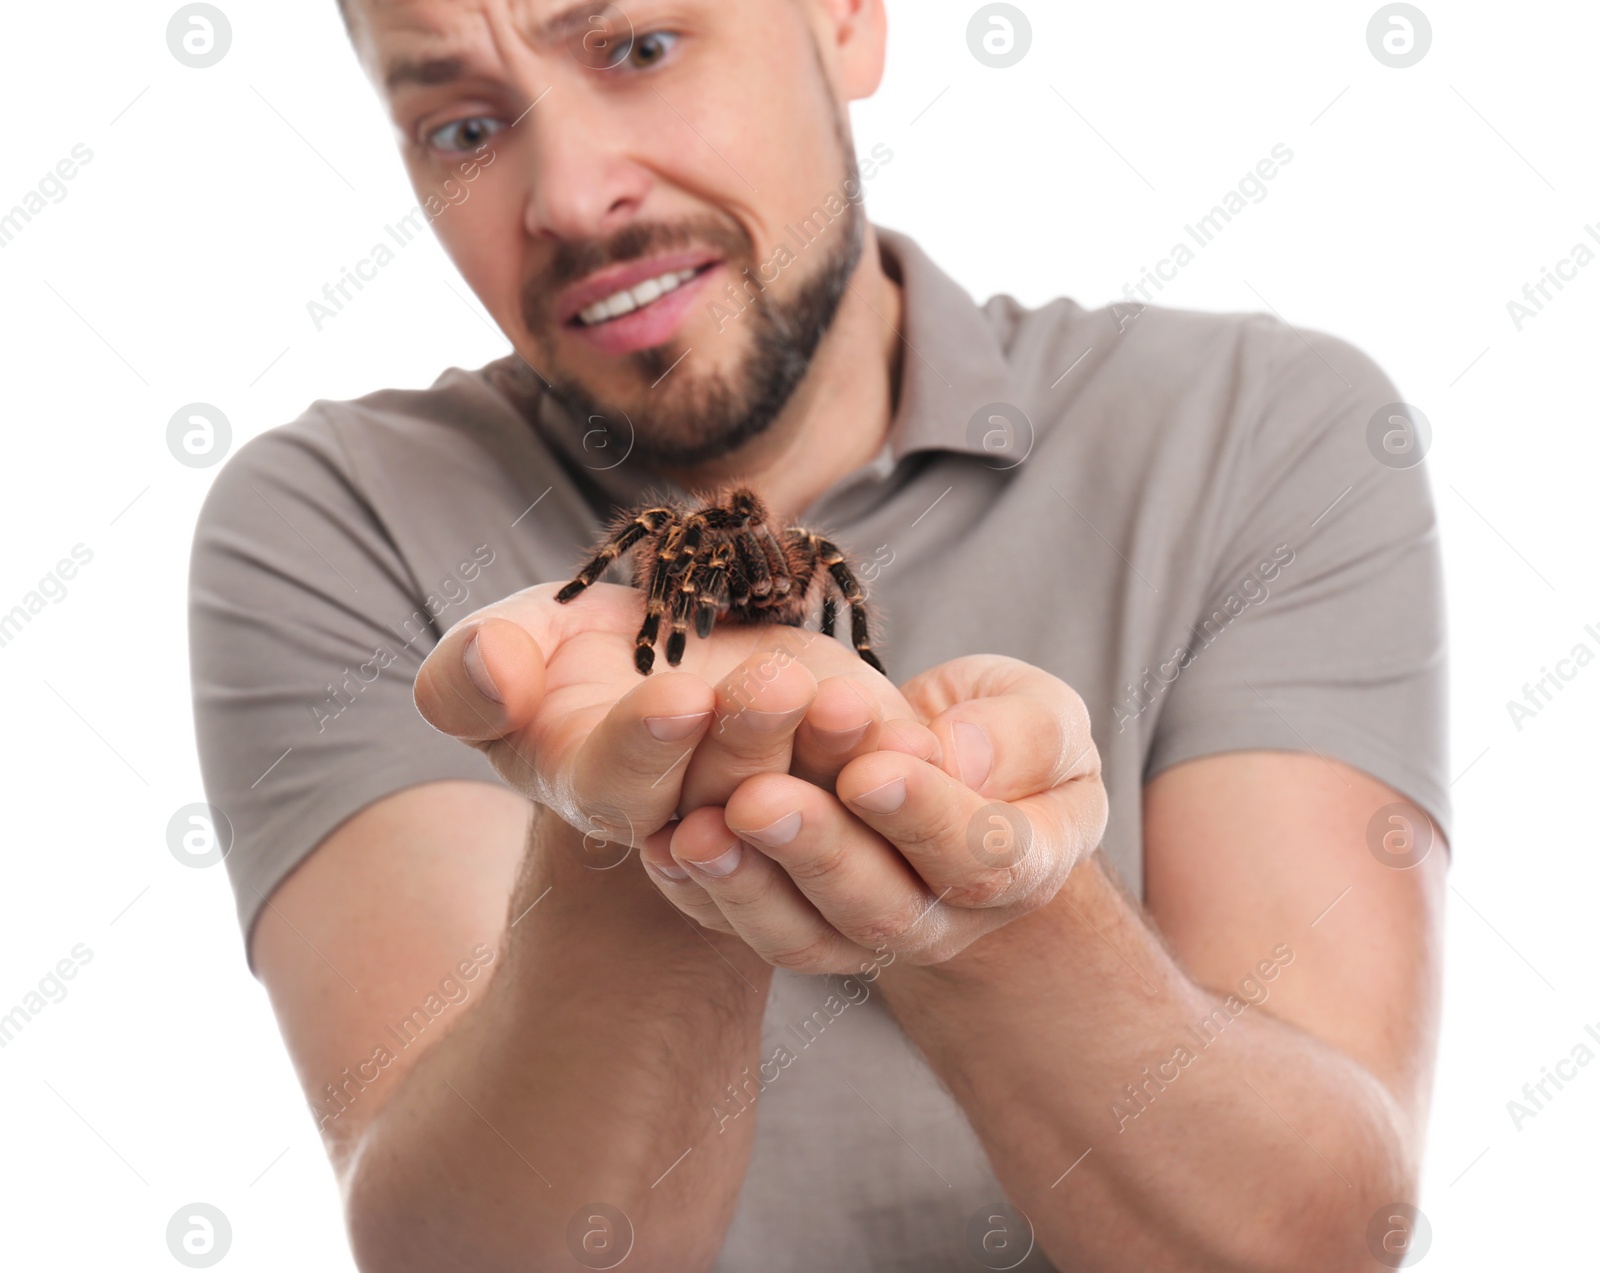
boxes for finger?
[873,718,945,766]
[790,675,883,786]
[789,671,943,776]
[665,807,865,973]
[896,652,1032,720]
[678,652,819,811]
[564,671,718,836]
[475,579,654,658]
[414,615,548,742]
[637,821,730,933]
[900,656,1099,797]
[415,580,648,739]
[924,693,1098,801]
[723,773,948,959]
[835,751,1094,910]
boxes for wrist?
[505,805,774,992]
[882,852,1116,1000]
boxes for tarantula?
[556,487,886,677]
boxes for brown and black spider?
[555,486,886,677]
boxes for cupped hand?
[637,655,1110,971]
[413,582,932,848]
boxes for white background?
[1,0,1593,1268]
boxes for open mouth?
[555,254,725,358]
[571,263,717,328]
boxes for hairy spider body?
[556,487,886,677]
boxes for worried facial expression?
[347,0,889,465]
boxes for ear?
[808,0,888,101]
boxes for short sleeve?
[1144,324,1451,846]
[187,411,501,971]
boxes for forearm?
[879,852,1414,1272]
[345,806,773,1272]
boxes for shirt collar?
[873,226,1018,462]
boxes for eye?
[424,116,505,154]
[625,31,678,69]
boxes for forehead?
[350,0,627,85]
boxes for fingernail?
[954,721,993,789]
[744,811,802,848]
[812,721,870,752]
[740,707,806,733]
[645,711,710,742]
[645,860,691,882]
[463,631,504,704]
[678,839,744,877]
[851,778,906,815]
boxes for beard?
[522,178,866,469]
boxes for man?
[187,1,1449,1269]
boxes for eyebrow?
[384,55,469,93]
[380,3,622,92]
[534,1,625,45]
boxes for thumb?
[897,653,1027,722]
[415,615,547,742]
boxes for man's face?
[350,0,879,466]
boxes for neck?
[657,225,904,527]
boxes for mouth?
[569,263,712,327]
[555,251,725,358]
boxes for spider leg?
[694,546,733,639]
[664,558,705,666]
[726,564,751,611]
[701,504,748,530]
[733,528,774,602]
[557,508,673,603]
[675,514,708,567]
[757,525,794,599]
[635,519,708,675]
[821,595,838,638]
[774,527,820,629]
[807,533,886,675]
[632,547,679,676]
[698,488,767,531]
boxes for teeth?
[578,268,699,326]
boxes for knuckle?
[894,807,963,856]
[782,837,852,883]
[852,902,934,954]
[716,735,793,774]
[617,747,687,791]
[943,868,1018,910]
[574,803,638,847]
[850,919,903,952]
[701,719,791,775]
[764,935,835,973]
[690,907,736,935]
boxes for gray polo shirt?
[188,226,1448,1272]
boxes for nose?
[519,81,653,244]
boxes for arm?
[255,781,773,1273]
[642,657,1443,1270]
[880,751,1443,1272]
[260,583,929,1271]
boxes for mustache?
[524,215,755,328]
